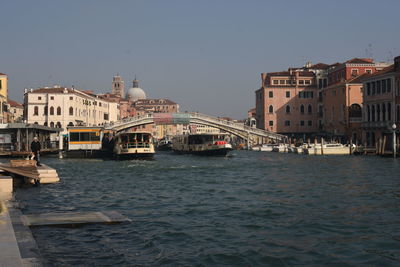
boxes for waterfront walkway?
[0,198,42,267]
[0,199,24,267]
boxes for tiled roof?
[0,73,6,76]
[310,63,330,69]
[7,99,23,108]
[346,58,374,64]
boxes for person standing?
[31,136,42,166]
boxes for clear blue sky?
[1,0,399,119]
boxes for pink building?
[255,69,319,136]
[321,58,389,142]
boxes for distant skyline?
[1,0,399,119]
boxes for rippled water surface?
[14,151,400,266]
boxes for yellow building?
[0,73,7,99]
[0,73,8,123]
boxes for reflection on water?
[15,151,400,266]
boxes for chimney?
[24,88,28,94]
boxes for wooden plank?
[20,211,131,227]
[10,160,36,167]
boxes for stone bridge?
[105,112,286,145]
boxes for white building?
[24,86,119,133]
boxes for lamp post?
[393,123,397,158]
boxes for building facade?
[321,77,364,142]
[24,86,119,133]
[362,56,400,148]
[7,99,23,123]
[0,73,8,123]
[255,70,319,135]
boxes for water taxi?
[172,134,232,156]
[113,132,155,159]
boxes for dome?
[126,79,146,101]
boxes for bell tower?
[112,74,125,98]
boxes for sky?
[1,0,399,119]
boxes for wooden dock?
[0,160,59,185]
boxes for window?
[318,79,323,89]
[286,91,290,98]
[377,80,381,94]
[69,107,73,116]
[286,80,291,85]
[351,69,358,77]
[56,122,62,128]
[308,105,312,114]
[366,69,372,74]
[285,120,290,126]
[382,79,387,93]
[50,122,54,128]
[387,78,391,92]
[269,105,273,113]
[104,113,109,120]
[269,91,273,98]
[388,103,391,121]
[269,121,273,126]
[300,120,304,126]
[38,96,42,100]
[372,82,376,95]
[44,122,48,126]
[70,96,73,100]
[367,83,371,95]
[57,106,61,115]
[305,80,311,85]
[308,120,312,126]
[299,80,304,85]
[50,106,54,115]
[44,106,48,115]
[300,105,305,114]
[292,80,296,85]
[285,105,291,114]
[273,80,279,85]
[279,80,285,85]
[33,106,39,116]
[50,96,54,100]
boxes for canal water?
[14,151,400,266]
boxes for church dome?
[126,79,146,101]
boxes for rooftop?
[345,58,374,64]
[7,99,23,108]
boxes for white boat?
[272,144,289,152]
[114,132,155,159]
[303,143,350,155]
[254,144,279,152]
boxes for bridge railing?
[189,112,284,139]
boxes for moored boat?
[114,132,155,159]
[172,134,232,156]
[303,143,350,155]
